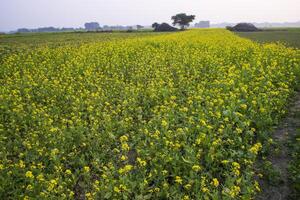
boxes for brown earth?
[257,91,300,200]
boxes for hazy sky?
[0,0,299,31]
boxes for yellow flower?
[121,143,130,151]
[124,164,133,171]
[120,184,127,191]
[212,178,219,187]
[69,191,75,197]
[120,135,128,143]
[121,155,127,161]
[25,171,34,179]
[259,107,266,113]
[2,28,298,200]
[37,174,44,181]
[83,166,90,173]
[202,186,209,193]
[240,104,247,110]
[200,119,207,126]
[19,160,25,168]
[229,185,241,197]
[249,142,262,155]
[118,165,133,174]
[184,184,192,190]
[26,184,33,191]
[192,165,201,172]
[163,182,169,188]
[182,195,190,200]
[144,179,148,185]
[175,176,183,184]
[86,192,92,200]
[254,181,261,192]
[232,162,240,169]
[50,127,58,132]
[114,186,120,193]
[50,148,59,157]
[221,160,229,164]
[161,119,168,127]
[46,179,58,191]
[236,128,243,134]
[137,158,146,167]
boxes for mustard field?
[0,29,299,199]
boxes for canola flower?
[83,166,90,173]
[118,165,133,174]
[0,29,299,199]
[249,142,262,155]
[175,176,183,185]
[212,178,219,187]
[25,171,34,179]
[192,165,202,172]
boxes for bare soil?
[257,91,300,200]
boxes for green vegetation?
[0,31,165,65]
[236,28,300,48]
[0,29,300,199]
[288,129,300,199]
[171,13,195,30]
[0,31,162,47]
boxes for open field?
[236,28,300,48]
[0,31,163,47]
[0,30,300,199]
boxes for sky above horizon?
[0,0,299,31]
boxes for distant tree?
[152,22,160,29]
[36,27,58,32]
[61,27,75,32]
[227,23,260,32]
[226,26,234,31]
[17,28,31,33]
[171,13,195,30]
[136,25,144,30]
[153,23,178,32]
[84,22,100,31]
[127,26,134,32]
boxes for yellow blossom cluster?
[0,29,299,199]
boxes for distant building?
[195,21,210,28]
[84,22,100,30]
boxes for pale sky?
[0,0,299,31]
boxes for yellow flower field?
[0,29,299,199]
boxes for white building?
[195,21,210,28]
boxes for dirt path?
[257,91,300,200]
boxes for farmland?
[0,29,300,199]
[236,28,300,49]
[0,31,163,47]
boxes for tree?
[227,23,260,32]
[154,23,178,32]
[136,25,144,30]
[171,13,195,30]
[152,22,160,29]
[84,22,100,31]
